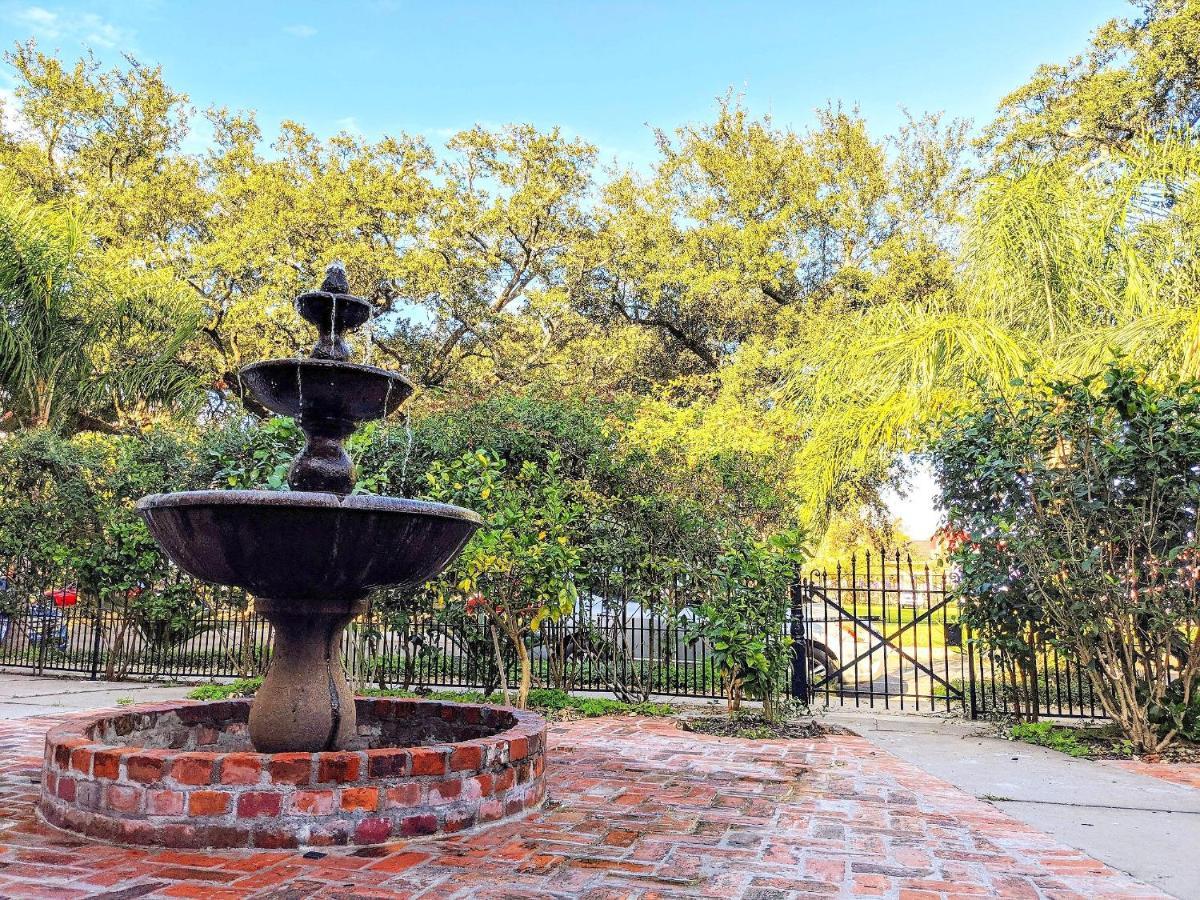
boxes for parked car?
[532,590,887,693]
[532,594,702,664]
[797,592,889,690]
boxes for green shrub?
[1147,679,1200,744]
[685,530,806,720]
[934,364,1200,752]
[1009,722,1090,758]
[631,701,674,716]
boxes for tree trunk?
[237,598,254,677]
[105,608,130,681]
[762,692,775,723]
[490,623,511,707]
[516,639,532,709]
[1018,656,1039,723]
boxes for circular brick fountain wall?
[38,698,547,849]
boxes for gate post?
[88,596,104,681]
[789,580,808,702]
[965,624,978,720]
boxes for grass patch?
[1008,721,1092,757]
[360,686,675,719]
[186,681,674,719]
[525,687,674,718]
[1007,720,1200,761]
[186,676,263,700]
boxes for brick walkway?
[0,712,1163,898]
[1110,758,1200,792]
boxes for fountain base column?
[249,597,365,753]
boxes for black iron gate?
[788,552,1114,720]
[790,552,971,714]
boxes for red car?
[44,587,78,607]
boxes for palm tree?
[0,180,198,432]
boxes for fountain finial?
[320,260,350,295]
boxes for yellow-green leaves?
[422,447,582,661]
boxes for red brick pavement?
[0,711,1163,898]
[1109,758,1200,792]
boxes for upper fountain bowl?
[241,359,413,426]
[137,490,482,603]
[296,290,372,332]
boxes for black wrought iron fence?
[0,557,762,701]
[0,550,1128,720]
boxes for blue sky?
[2,0,1129,169]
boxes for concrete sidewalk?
[0,671,193,718]
[828,708,1200,899]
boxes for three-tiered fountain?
[38,265,548,848]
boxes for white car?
[797,595,890,691]
[535,592,887,694]
[531,595,702,664]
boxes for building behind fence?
[0,552,1108,720]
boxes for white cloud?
[81,15,125,48]
[8,5,132,49]
[283,23,317,38]
[15,5,56,28]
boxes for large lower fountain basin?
[138,490,480,602]
[138,491,483,753]
[39,698,547,848]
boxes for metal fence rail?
[0,552,1119,720]
[966,643,1106,720]
[0,559,752,701]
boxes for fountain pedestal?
[289,419,357,494]
[249,596,365,753]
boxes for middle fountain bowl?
[239,358,413,425]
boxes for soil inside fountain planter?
[86,699,517,752]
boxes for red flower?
[934,527,971,553]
